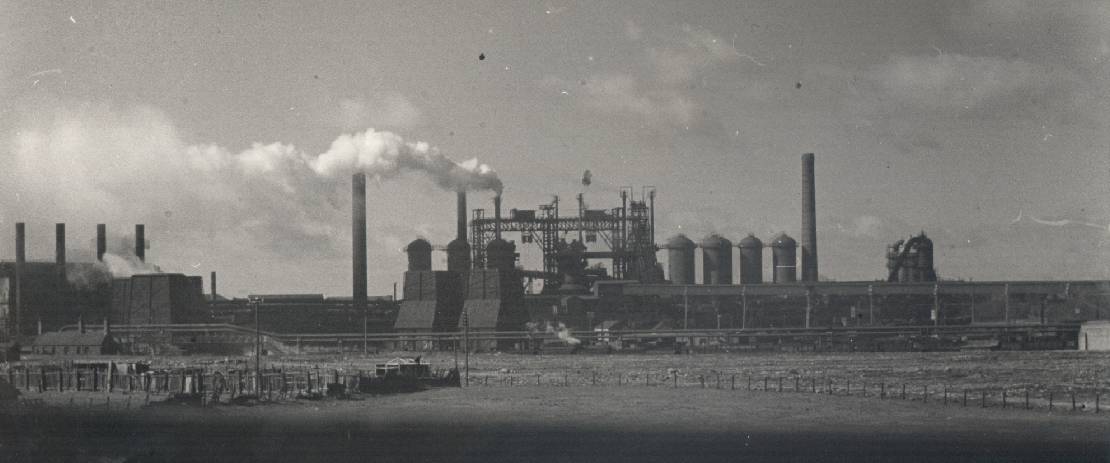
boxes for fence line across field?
[4,365,1108,416]
[465,369,1109,415]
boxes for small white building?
[1078,321,1110,351]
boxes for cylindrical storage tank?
[446,239,471,272]
[666,234,696,285]
[770,233,797,283]
[406,238,432,271]
[899,248,917,282]
[916,234,935,281]
[738,234,763,284]
[700,234,732,285]
[486,238,515,272]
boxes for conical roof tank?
[700,234,732,285]
[446,238,471,272]
[770,233,797,283]
[666,234,696,285]
[485,238,516,272]
[406,238,432,271]
[738,234,763,284]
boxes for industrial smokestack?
[15,223,25,264]
[14,223,24,337]
[96,224,106,261]
[56,223,66,280]
[352,173,368,312]
[456,190,467,242]
[494,194,502,240]
[801,153,818,282]
[135,224,145,261]
[210,271,217,298]
[447,190,472,273]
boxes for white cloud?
[543,24,751,129]
[868,53,1053,114]
[337,93,422,131]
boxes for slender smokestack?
[456,190,467,242]
[352,173,368,311]
[210,271,217,298]
[96,224,106,261]
[14,223,24,337]
[56,223,66,280]
[134,224,145,262]
[15,223,25,265]
[801,153,818,282]
[494,194,502,240]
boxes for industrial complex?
[1,153,1108,354]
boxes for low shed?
[31,331,120,355]
[1079,321,1110,351]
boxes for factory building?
[0,223,121,341]
[383,151,1109,351]
[206,294,396,334]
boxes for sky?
[0,1,1107,296]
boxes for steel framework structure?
[469,189,658,283]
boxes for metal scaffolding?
[469,189,658,284]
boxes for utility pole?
[463,309,470,387]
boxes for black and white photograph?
[0,1,1108,461]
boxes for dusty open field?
[4,350,1110,462]
[3,385,1110,462]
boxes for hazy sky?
[0,1,1107,296]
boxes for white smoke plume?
[2,104,502,268]
[311,128,502,193]
[101,253,161,278]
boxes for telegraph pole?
[463,309,470,387]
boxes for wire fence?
[2,364,379,408]
[5,364,1108,416]
[461,370,1109,415]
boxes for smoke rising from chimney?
[310,128,503,193]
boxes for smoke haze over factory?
[0,1,1107,296]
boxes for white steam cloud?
[310,128,503,193]
[2,104,501,268]
[101,253,161,278]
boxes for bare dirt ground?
[4,350,1109,462]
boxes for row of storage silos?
[665,233,800,285]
